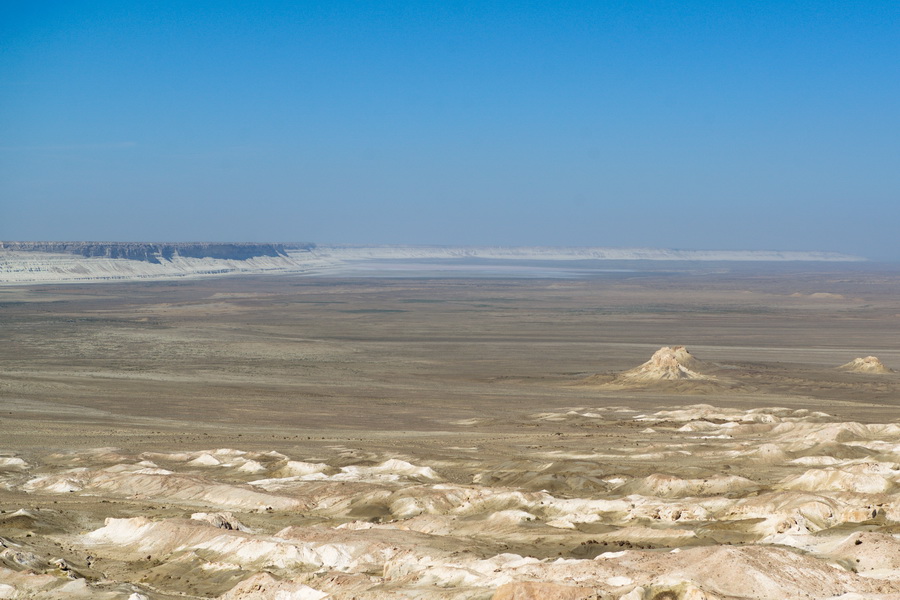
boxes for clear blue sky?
[2,1,898,259]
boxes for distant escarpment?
[0,242,315,264]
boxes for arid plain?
[2,264,900,599]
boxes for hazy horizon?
[3,2,898,259]
[0,239,872,261]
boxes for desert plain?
[2,262,900,599]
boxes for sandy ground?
[2,266,900,598]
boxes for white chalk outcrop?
[838,356,893,374]
[23,463,302,511]
[219,574,329,600]
[615,346,715,382]
[9,410,900,598]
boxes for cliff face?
[0,242,314,263]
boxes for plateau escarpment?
[0,243,869,285]
[0,241,320,283]
[0,241,315,263]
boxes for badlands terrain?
[2,260,900,599]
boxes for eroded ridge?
[4,405,900,599]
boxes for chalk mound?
[838,356,893,374]
[618,473,759,498]
[219,573,328,600]
[616,346,714,383]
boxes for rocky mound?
[838,356,893,374]
[615,346,714,383]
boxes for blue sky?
[2,1,899,258]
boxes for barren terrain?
[2,264,900,599]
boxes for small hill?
[615,346,715,383]
[838,356,893,374]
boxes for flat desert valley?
[2,263,900,599]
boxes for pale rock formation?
[838,356,893,374]
[491,581,595,600]
[190,511,253,532]
[11,410,900,599]
[217,573,328,599]
[616,346,714,382]
[23,463,302,511]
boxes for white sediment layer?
[0,245,866,284]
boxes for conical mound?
[838,356,893,374]
[616,346,714,382]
